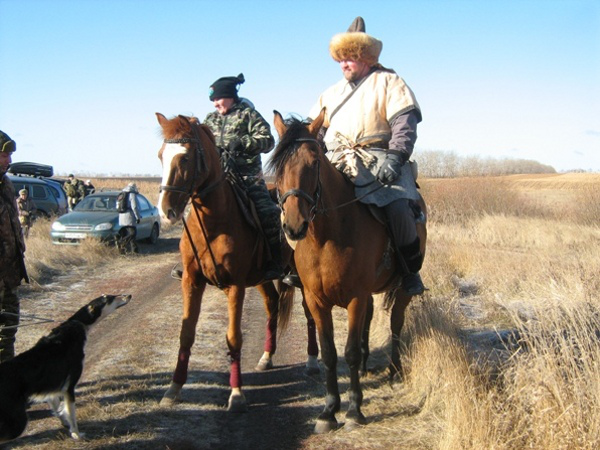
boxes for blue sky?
[1,0,598,175]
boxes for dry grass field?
[8,173,600,449]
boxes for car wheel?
[146,223,159,244]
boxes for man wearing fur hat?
[308,17,425,295]
[0,130,29,362]
[203,73,284,281]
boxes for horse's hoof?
[227,392,248,413]
[255,355,273,371]
[344,412,367,431]
[160,382,183,406]
[305,355,320,375]
[314,419,338,434]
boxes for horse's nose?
[283,220,308,241]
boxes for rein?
[278,137,389,218]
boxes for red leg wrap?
[173,348,191,385]
[229,350,242,388]
[264,317,277,354]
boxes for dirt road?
[6,234,330,449]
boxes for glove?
[227,138,244,156]
[136,218,140,224]
[377,151,405,184]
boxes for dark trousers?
[0,287,19,362]
[383,198,423,274]
[383,198,418,247]
[118,226,138,254]
[246,179,281,247]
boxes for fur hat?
[329,17,382,66]
[209,73,245,101]
[0,130,16,153]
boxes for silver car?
[50,191,161,245]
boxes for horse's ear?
[156,112,168,127]
[273,110,287,138]
[307,108,326,137]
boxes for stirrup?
[282,272,303,288]
[171,265,183,280]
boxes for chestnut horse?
[269,110,428,432]
[155,113,305,412]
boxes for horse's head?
[269,109,326,241]
[156,113,215,224]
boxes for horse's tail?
[384,287,401,311]
[277,281,295,334]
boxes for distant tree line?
[416,150,556,178]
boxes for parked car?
[50,191,161,245]
[8,174,67,217]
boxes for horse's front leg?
[225,285,247,412]
[309,302,340,433]
[302,291,320,375]
[161,275,206,406]
[254,281,279,371]
[344,296,368,429]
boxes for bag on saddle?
[116,191,129,213]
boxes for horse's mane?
[267,117,315,180]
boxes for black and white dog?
[0,294,131,443]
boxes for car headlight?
[51,221,66,231]
[94,222,114,231]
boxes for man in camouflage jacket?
[203,73,283,280]
[0,130,29,362]
[64,173,86,211]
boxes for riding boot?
[264,241,285,281]
[399,237,426,296]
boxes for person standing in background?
[0,130,29,362]
[64,174,86,211]
[117,182,141,254]
[16,188,36,238]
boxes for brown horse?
[269,110,427,433]
[155,113,302,412]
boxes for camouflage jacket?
[65,178,86,199]
[203,101,274,180]
[0,175,27,288]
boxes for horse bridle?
[278,138,322,222]
[159,135,205,197]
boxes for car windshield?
[74,195,117,212]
